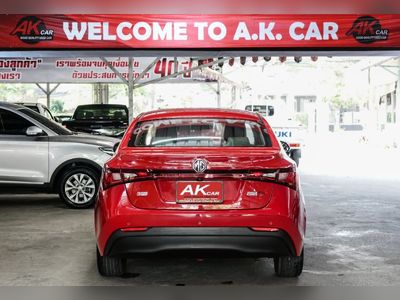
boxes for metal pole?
[128,57,134,122]
[397,59,400,128]
[133,57,161,84]
[46,83,50,108]
[135,57,231,89]
[104,84,109,104]
[217,79,221,108]
[36,83,60,108]
[231,86,237,108]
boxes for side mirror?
[26,126,45,137]
[268,106,275,117]
[113,142,120,153]
[280,141,291,156]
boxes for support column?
[93,84,99,104]
[217,79,221,108]
[93,83,109,104]
[231,86,237,108]
[396,59,400,127]
[128,57,134,122]
[36,83,60,109]
[46,83,51,107]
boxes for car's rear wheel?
[274,249,304,277]
[58,167,99,209]
[97,247,126,277]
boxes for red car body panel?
[95,109,306,257]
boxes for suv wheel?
[58,167,99,209]
[274,249,304,277]
[97,247,126,277]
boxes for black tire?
[58,167,100,209]
[97,247,126,277]
[290,150,301,167]
[274,249,304,278]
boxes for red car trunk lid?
[118,148,288,210]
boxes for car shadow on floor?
[0,193,67,209]
[89,257,301,286]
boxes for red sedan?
[95,109,306,277]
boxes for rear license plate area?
[176,181,224,204]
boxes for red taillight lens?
[247,168,297,190]
[101,168,150,190]
[289,143,301,148]
[276,168,297,190]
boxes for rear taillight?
[289,143,301,148]
[246,168,297,190]
[102,168,150,190]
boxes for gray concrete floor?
[0,174,400,286]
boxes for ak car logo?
[346,16,389,44]
[192,159,208,173]
[11,16,54,44]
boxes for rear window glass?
[74,106,128,121]
[129,118,272,147]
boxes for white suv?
[0,102,118,208]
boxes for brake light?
[102,168,150,189]
[247,168,297,190]
[289,143,301,148]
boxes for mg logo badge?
[192,159,208,173]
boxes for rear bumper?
[95,184,306,256]
[104,227,296,258]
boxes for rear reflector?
[251,227,279,232]
[121,227,149,232]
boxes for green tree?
[0,84,40,102]
[50,99,64,114]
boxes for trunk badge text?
[137,192,149,197]
[192,159,208,173]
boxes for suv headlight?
[99,146,114,156]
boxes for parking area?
[1,5,400,287]
[1,171,399,286]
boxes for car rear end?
[95,109,306,277]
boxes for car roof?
[77,104,128,108]
[0,101,26,110]
[138,108,261,122]
[15,102,40,105]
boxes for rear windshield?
[129,118,272,147]
[74,106,128,121]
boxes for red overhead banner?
[0,14,399,49]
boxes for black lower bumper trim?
[105,227,296,258]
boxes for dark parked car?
[54,114,72,123]
[63,104,129,138]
